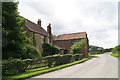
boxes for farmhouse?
[53,32,89,56]
[24,18,52,52]
[24,18,89,56]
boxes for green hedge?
[2,54,84,76]
[73,54,83,61]
[45,54,83,67]
[2,58,33,76]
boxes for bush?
[2,58,33,76]
[2,44,41,59]
[71,39,87,54]
[42,43,60,57]
[23,44,41,59]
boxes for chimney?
[37,19,41,27]
[47,23,52,43]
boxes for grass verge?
[2,57,91,80]
[111,53,119,59]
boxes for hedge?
[2,58,33,76]
[2,54,84,76]
[73,54,83,61]
[45,54,83,67]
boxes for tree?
[71,39,87,54]
[112,45,120,54]
[42,43,60,57]
[2,2,36,59]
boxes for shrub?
[42,43,60,57]
[2,58,33,76]
[71,39,87,54]
[2,44,41,59]
[23,44,41,59]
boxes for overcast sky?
[18,0,119,48]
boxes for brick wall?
[53,38,88,56]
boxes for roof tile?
[25,19,48,36]
[53,32,87,41]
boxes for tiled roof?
[25,19,48,36]
[53,32,87,41]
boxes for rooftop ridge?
[53,32,87,41]
[58,32,86,36]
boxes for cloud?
[18,0,118,48]
[25,2,54,16]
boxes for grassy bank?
[3,57,91,80]
[111,53,119,59]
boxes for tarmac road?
[29,52,118,78]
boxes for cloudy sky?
[18,0,119,48]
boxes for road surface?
[29,52,118,78]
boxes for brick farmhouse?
[53,32,89,56]
[24,18,89,56]
[24,18,52,53]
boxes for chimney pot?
[37,19,41,27]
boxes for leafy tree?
[112,45,120,54]
[2,2,40,59]
[103,48,113,52]
[42,43,60,57]
[71,39,87,54]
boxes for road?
[29,52,118,78]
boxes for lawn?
[2,57,91,80]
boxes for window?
[70,40,75,45]
[44,37,48,43]
[41,36,44,43]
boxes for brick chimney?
[47,23,52,43]
[37,19,41,27]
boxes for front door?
[64,49,68,54]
